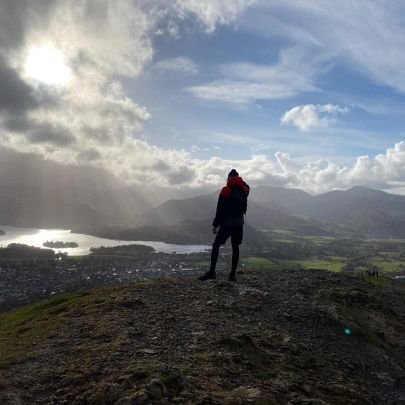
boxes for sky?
[1,0,405,194]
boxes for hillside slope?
[142,194,329,236]
[1,270,404,404]
[250,186,405,237]
[76,218,267,247]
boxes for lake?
[0,225,210,256]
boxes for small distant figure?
[199,169,250,282]
[366,269,379,277]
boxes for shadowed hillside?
[0,149,152,228]
[3,154,405,239]
[141,194,330,236]
[76,218,267,246]
[1,270,404,404]
[249,186,405,237]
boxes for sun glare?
[24,46,72,86]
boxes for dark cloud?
[152,160,171,172]
[28,123,76,146]
[140,161,195,185]
[77,148,101,162]
[167,165,195,185]
[0,0,55,50]
[83,125,125,145]
[0,55,38,114]
[3,115,31,132]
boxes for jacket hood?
[219,176,250,199]
[227,176,247,189]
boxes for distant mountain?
[244,201,330,235]
[249,186,405,238]
[142,192,330,236]
[143,185,405,238]
[3,146,405,238]
[0,184,108,228]
[0,148,152,228]
[0,182,153,229]
[141,193,218,226]
[249,186,313,213]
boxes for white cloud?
[0,0,208,188]
[187,47,325,104]
[250,143,271,153]
[178,141,405,194]
[174,0,256,33]
[0,0,254,188]
[187,1,405,104]
[281,104,349,131]
[190,145,209,153]
[2,0,405,195]
[0,0,260,187]
[155,57,199,75]
[253,0,405,94]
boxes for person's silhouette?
[199,169,250,282]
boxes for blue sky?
[1,0,405,193]
[136,2,405,162]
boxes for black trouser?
[210,226,243,274]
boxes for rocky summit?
[0,270,404,404]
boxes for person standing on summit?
[199,169,250,282]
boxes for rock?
[139,348,157,355]
[376,372,395,386]
[147,378,167,400]
[164,373,187,394]
[301,384,312,395]
[0,392,23,405]
[114,397,133,405]
[132,389,149,405]
[375,331,386,341]
[232,386,262,402]
[288,399,328,405]
[246,388,262,402]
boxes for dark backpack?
[229,186,247,216]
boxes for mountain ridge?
[3,175,405,238]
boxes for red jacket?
[213,176,250,228]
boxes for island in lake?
[43,240,79,248]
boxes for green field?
[241,256,281,270]
[258,229,405,274]
[241,256,345,272]
[242,255,405,274]
[280,259,345,272]
[74,230,405,276]
[370,260,405,272]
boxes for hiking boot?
[199,271,216,281]
[228,272,237,282]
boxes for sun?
[24,46,72,86]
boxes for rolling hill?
[2,148,405,239]
[75,218,267,247]
[249,186,405,237]
[141,193,330,236]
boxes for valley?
[1,229,404,314]
[2,183,405,314]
